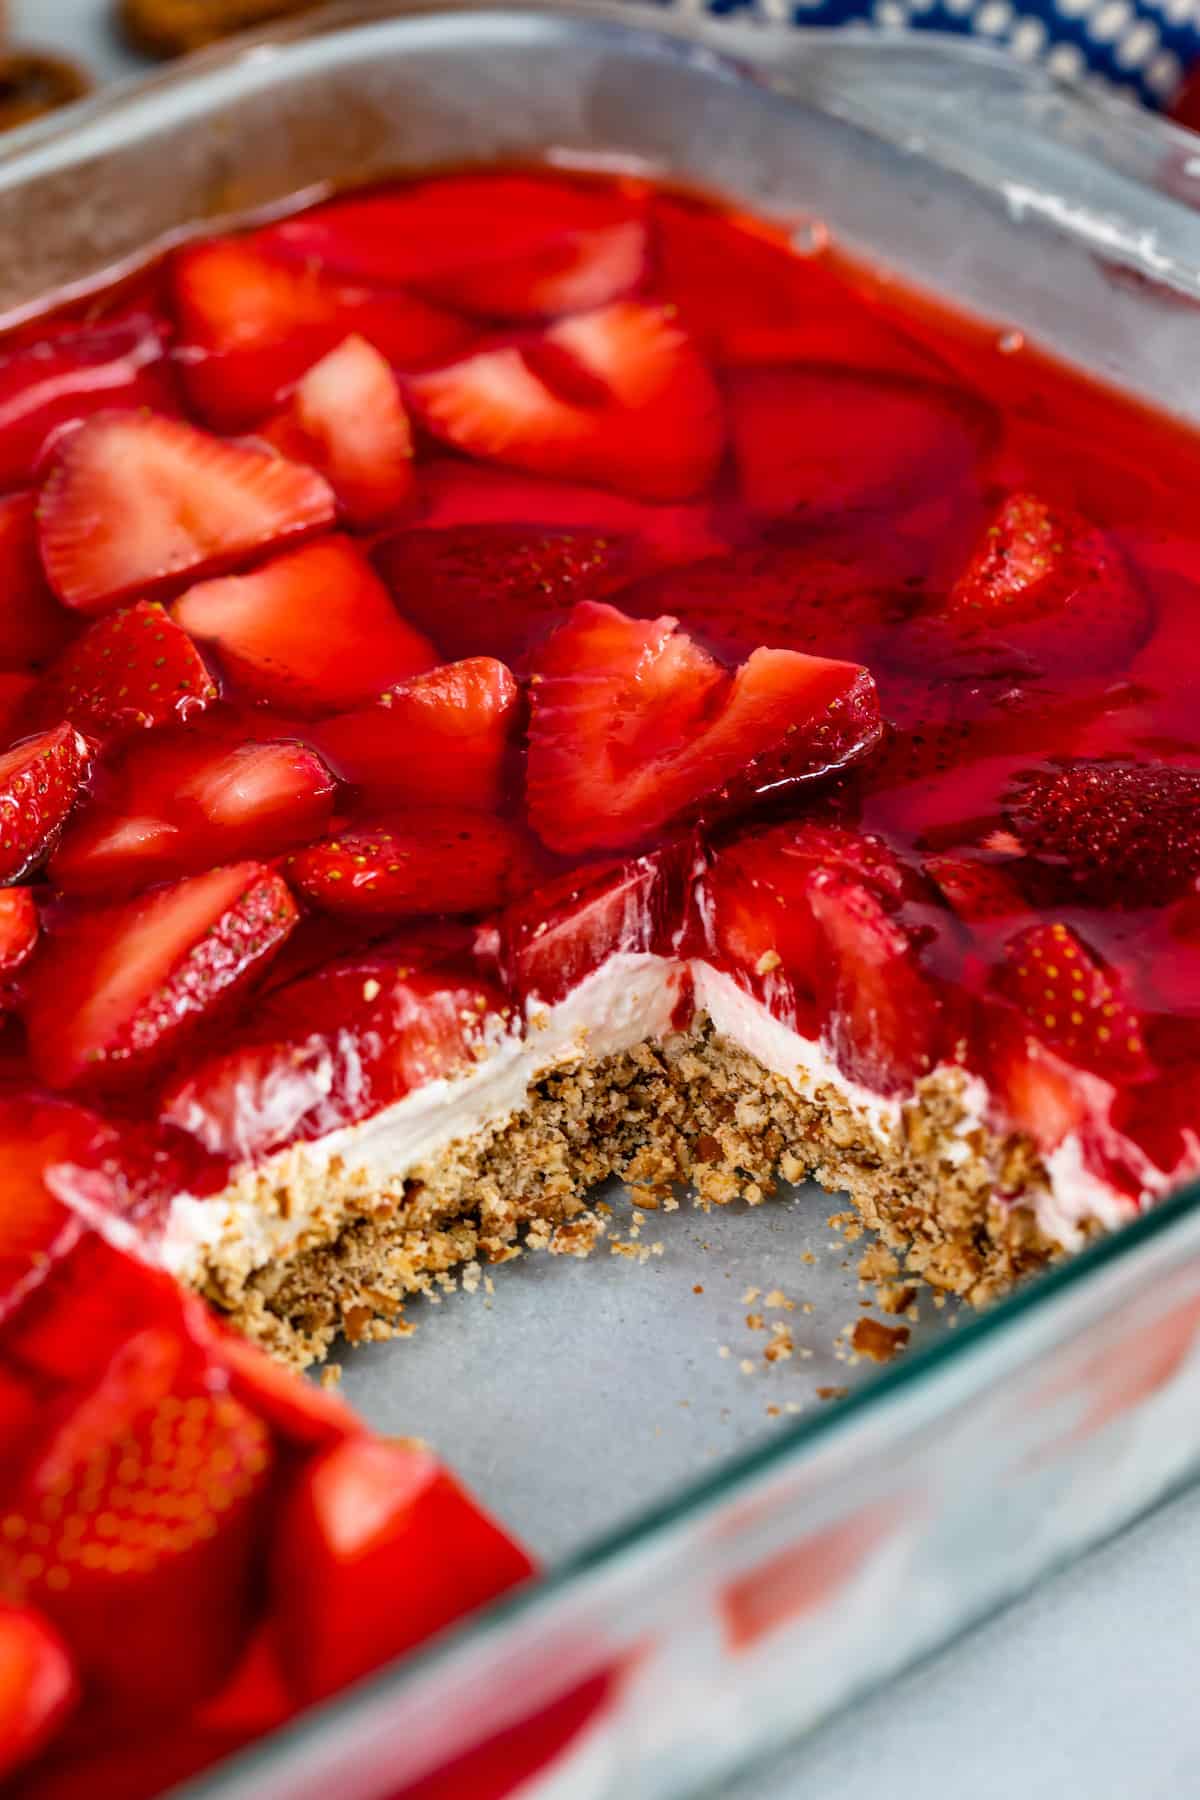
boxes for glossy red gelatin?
[1,161,1200,1793]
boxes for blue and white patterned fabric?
[660,0,1199,107]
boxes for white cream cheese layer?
[160,952,687,1280]
[160,951,1159,1280]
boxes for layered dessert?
[0,167,1197,1377]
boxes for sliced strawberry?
[0,493,75,669]
[1007,760,1200,907]
[729,365,987,517]
[0,1094,120,1325]
[984,999,1095,1154]
[807,869,943,1094]
[525,601,881,855]
[172,535,438,712]
[267,171,648,318]
[24,861,298,1091]
[171,235,470,429]
[315,658,518,810]
[37,411,335,615]
[206,1323,360,1449]
[653,195,941,373]
[286,810,541,921]
[933,492,1150,675]
[23,600,218,743]
[0,1605,77,1779]
[410,301,724,503]
[161,956,516,1159]
[371,523,637,667]
[701,821,910,1029]
[482,839,694,1008]
[0,313,175,491]
[999,921,1154,1084]
[271,1436,534,1703]
[922,853,1031,926]
[1,1326,273,1709]
[264,334,415,527]
[51,730,338,895]
[0,724,89,881]
[0,888,37,976]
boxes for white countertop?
[11,3,1195,1793]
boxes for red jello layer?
[0,166,1198,1254]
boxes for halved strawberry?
[410,301,724,502]
[0,723,89,881]
[1,1326,273,1709]
[933,492,1150,675]
[807,869,943,1094]
[24,861,298,1091]
[286,810,541,921]
[267,170,648,318]
[23,600,218,743]
[729,365,987,517]
[984,998,1095,1155]
[0,1094,120,1325]
[171,235,470,429]
[172,535,438,712]
[0,493,75,669]
[50,730,338,895]
[700,821,910,1029]
[525,601,881,855]
[1007,760,1200,907]
[371,523,637,667]
[999,921,1154,1084]
[0,313,176,491]
[315,658,518,810]
[482,839,694,1008]
[0,1605,77,1780]
[37,411,335,616]
[0,888,38,975]
[264,334,415,527]
[206,1323,360,1449]
[271,1436,534,1703]
[161,955,516,1159]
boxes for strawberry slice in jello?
[315,657,519,811]
[0,724,90,881]
[0,888,38,975]
[22,600,218,744]
[0,1093,123,1322]
[1007,760,1200,907]
[37,412,335,615]
[172,536,438,712]
[161,952,518,1160]
[271,1436,534,1703]
[265,169,648,319]
[287,810,542,921]
[264,334,416,528]
[24,861,298,1091]
[525,600,881,854]
[0,1605,77,1781]
[171,235,470,430]
[0,313,176,491]
[410,300,724,502]
[0,1325,274,1711]
[372,523,637,667]
[51,730,338,895]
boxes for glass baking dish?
[7,4,1200,1794]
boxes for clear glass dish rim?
[6,0,1200,1784]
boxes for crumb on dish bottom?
[189,1017,1064,1368]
